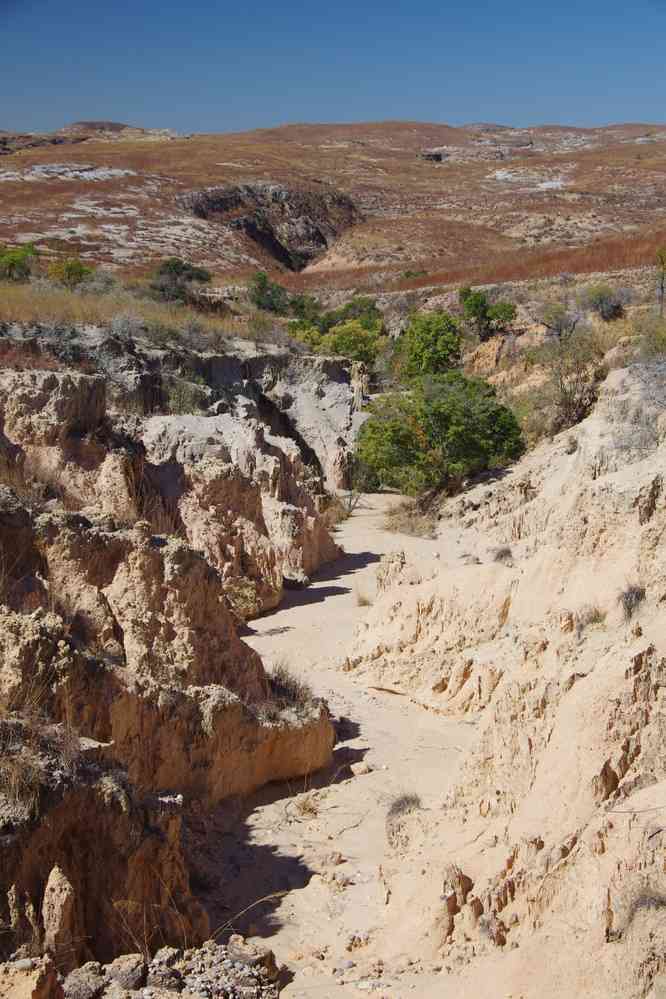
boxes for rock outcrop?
[177,181,360,270]
[0,334,342,968]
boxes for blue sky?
[2,0,666,133]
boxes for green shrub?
[318,296,383,333]
[459,286,517,341]
[47,257,93,289]
[290,292,322,322]
[0,244,38,282]
[397,311,462,379]
[290,317,383,364]
[150,257,212,303]
[356,372,524,495]
[248,271,290,314]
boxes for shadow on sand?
[184,718,368,945]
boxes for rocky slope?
[341,360,666,996]
[0,327,355,976]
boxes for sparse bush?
[575,604,607,636]
[47,257,93,289]
[150,257,212,303]
[578,283,630,322]
[0,243,38,282]
[492,546,513,564]
[387,792,422,820]
[253,661,319,723]
[356,372,524,496]
[636,315,666,358]
[355,587,372,607]
[618,582,646,621]
[536,301,581,336]
[516,327,608,441]
[384,498,438,538]
[386,793,422,849]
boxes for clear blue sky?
[3,0,666,134]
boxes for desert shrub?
[386,793,422,848]
[355,587,372,607]
[545,329,607,431]
[536,301,581,336]
[575,604,607,636]
[253,662,319,722]
[248,271,290,314]
[492,545,513,564]
[459,286,517,341]
[396,311,462,379]
[78,268,117,295]
[578,283,631,322]
[635,315,666,358]
[357,372,524,496]
[618,582,646,621]
[387,792,422,819]
[150,257,212,303]
[384,498,438,538]
[514,327,608,442]
[47,257,93,289]
[0,243,38,282]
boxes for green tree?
[356,372,524,495]
[0,243,38,282]
[398,311,462,379]
[47,257,93,289]
[459,286,517,341]
[320,319,382,364]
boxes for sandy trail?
[205,495,473,997]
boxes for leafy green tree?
[150,257,212,302]
[459,286,517,341]
[47,257,93,289]
[0,243,38,282]
[248,271,290,314]
[356,372,524,495]
[398,311,462,379]
[320,319,382,364]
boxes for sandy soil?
[195,495,476,997]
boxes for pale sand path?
[211,495,476,997]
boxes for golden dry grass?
[0,281,248,338]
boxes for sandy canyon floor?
[189,496,477,997]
